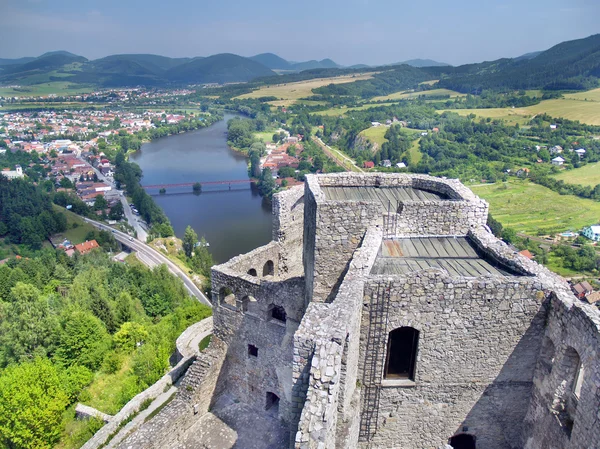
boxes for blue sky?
[0,0,598,66]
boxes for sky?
[0,0,599,66]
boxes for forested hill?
[428,34,600,93]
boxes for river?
[130,113,273,263]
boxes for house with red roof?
[74,240,100,255]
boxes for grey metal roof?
[321,186,447,205]
[370,237,520,277]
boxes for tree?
[54,311,110,370]
[109,201,124,220]
[114,322,149,352]
[538,148,551,163]
[0,283,58,367]
[182,225,198,258]
[94,195,108,211]
[192,182,202,194]
[59,177,73,189]
[191,237,214,278]
[0,358,70,449]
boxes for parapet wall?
[293,227,382,448]
[272,185,305,274]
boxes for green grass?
[53,205,96,244]
[437,92,600,126]
[359,126,388,147]
[253,130,276,143]
[408,138,422,164]
[553,163,600,187]
[471,180,600,235]
[198,334,212,352]
[82,355,140,415]
[0,81,93,97]
[371,88,465,102]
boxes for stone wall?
[360,271,548,449]
[304,174,382,303]
[84,317,213,449]
[273,185,305,274]
[522,291,600,449]
[211,253,306,425]
[115,338,227,449]
[293,227,382,449]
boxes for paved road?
[78,155,148,241]
[84,217,211,306]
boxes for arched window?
[552,346,582,435]
[247,268,257,277]
[538,337,556,376]
[385,327,419,380]
[241,295,256,313]
[263,260,274,277]
[218,286,236,307]
[270,305,286,323]
[449,433,476,449]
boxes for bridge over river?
[141,179,253,190]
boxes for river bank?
[130,112,272,263]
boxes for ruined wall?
[293,227,382,449]
[394,199,488,237]
[211,258,306,425]
[360,271,547,449]
[116,339,227,449]
[522,293,600,449]
[304,175,382,303]
[273,185,305,273]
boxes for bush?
[101,352,123,374]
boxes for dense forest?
[0,177,68,250]
[0,249,211,449]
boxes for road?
[312,136,364,172]
[84,217,211,306]
[78,155,148,241]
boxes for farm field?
[235,73,375,105]
[438,108,533,126]
[439,92,600,126]
[371,88,465,102]
[524,98,600,125]
[553,163,600,187]
[471,180,600,235]
[0,81,94,97]
[563,87,600,102]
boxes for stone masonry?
[117,173,600,449]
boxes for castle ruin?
[119,173,600,449]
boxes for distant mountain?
[39,51,82,59]
[0,57,36,67]
[291,59,341,71]
[514,51,542,62]
[250,53,291,70]
[1,52,88,79]
[165,53,276,84]
[92,54,192,73]
[430,33,600,92]
[347,64,370,69]
[399,59,451,68]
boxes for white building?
[551,156,565,166]
[582,225,600,242]
[1,165,24,179]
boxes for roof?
[573,281,593,294]
[74,240,100,254]
[519,250,534,260]
[371,237,524,277]
[586,225,600,234]
[321,186,448,208]
[552,157,565,162]
[585,291,600,304]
